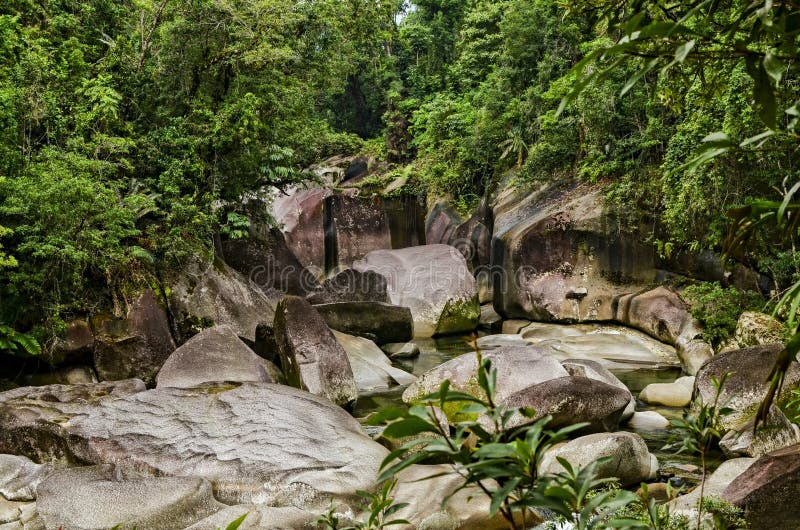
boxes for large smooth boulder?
[354,245,479,337]
[221,229,320,297]
[273,296,357,406]
[694,344,800,429]
[92,289,176,386]
[0,382,389,506]
[271,187,395,273]
[503,376,632,432]
[37,465,223,530]
[0,455,52,502]
[402,345,568,408]
[156,325,276,389]
[333,331,416,391]
[615,287,712,374]
[169,258,277,343]
[723,445,800,528]
[392,465,529,530]
[271,186,329,271]
[540,432,658,487]
[491,183,657,324]
[561,359,635,420]
[314,301,413,344]
[307,269,390,304]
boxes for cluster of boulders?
[3,158,799,528]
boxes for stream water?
[354,330,719,488]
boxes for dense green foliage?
[2,0,798,348]
[0,0,396,341]
[682,283,764,347]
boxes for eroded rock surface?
[92,289,176,385]
[37,465,222,530]
[694,344,800,429]
[402,345,567,407]
[0,382,388,506]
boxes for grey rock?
[307,269,389,304]
[36,465,222,530]
[540,432,658,486]
[169,257,278,343]
[92,289,176,385]
[561,359,635,420]
[21,366,97,387]
[0,455,51,502]
[639,376,695,408]
[381,342,420,359]
[731,311,785,349]
[491,183,657,325]
[0,497,27,525]
[221,229,319,297]
[720,406,800,458]
[354,245,479,337]
[393,465,532,530]
[626,411,670,431]
[156,325,275,389]
[668,458,755,519]
[501,320,531,334]
[615,287,712,375]
[274,296,358,406]
[694,343,800,430]
[185,505,316,530]
[478,304,502,331]
[313,301,413,345]
[0,382,388,506]
[503,376,632,432]
[402,345,568,408]
[333,331,416,391]
[47,319,93,367]
[520,322,681,371]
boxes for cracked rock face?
[0,382,387,506]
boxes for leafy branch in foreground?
[369,337,637,530]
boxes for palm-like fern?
[0,325,41,357]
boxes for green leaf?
[381,416,439,439]
[223,513,248,530]
[764,51,784,84]
[674,40,696,63]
